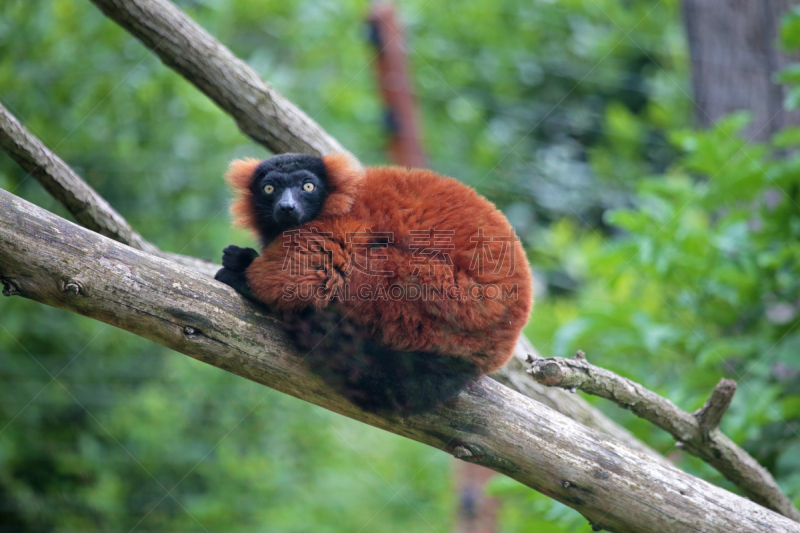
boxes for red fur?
[235,154,533,374]
[225,158,261,233]
[317,152,365,218]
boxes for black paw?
[214,266,257,302]
[214,266,243,287]
[221,245,259,272]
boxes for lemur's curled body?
[215,153,533,416]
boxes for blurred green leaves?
[526,115,800,508]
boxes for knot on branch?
[527,360,565,386]
[183,326,203,339]
[63,281,82,296]
[453,446,473,459]
[1,277,20,297]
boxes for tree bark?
[2,189,799,533]
[682,0,800,140]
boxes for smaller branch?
[494,342,669,464]
[0,103,155,251]
[695,378,737,434]
[527,353,800,522]
[0,102,217,278]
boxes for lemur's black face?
[250,154,329,236]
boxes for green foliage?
[777,7,800,110]
[405,0,688,227]
[781,5,800,52]
[525,114,800,506]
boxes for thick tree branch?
[528,355,800,521]
[1,189,798,533]
[87,0,355,160]
[0,102,217,277]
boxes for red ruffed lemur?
[214,153,533,416]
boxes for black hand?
[221,245,259,272]
[214,267,257,302]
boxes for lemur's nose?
[279,203,295,212]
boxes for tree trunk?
[682,0,800,140]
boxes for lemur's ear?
[225,158,261,234]
[320,152,366,218]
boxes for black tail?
[282,307,481,416]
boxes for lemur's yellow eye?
[303,183,315,192]
[264,184,274,194]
